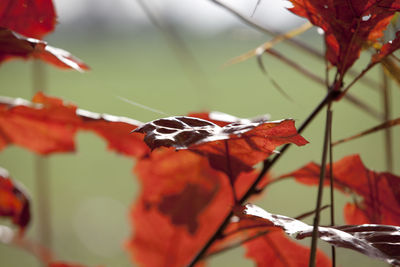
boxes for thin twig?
[332,117,400,146]
[309,103,332,267]
[328,109,336,267]
[204,204,330,259]
[205,230,270,259]
[209,0,322,59]
[186,90,338,267]
[381,67,393,172]
[264,49,382,120]
[137,0,212,106]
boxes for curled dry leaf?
[289,0,400,75]
[0,28,89,71]
[135,115,307,180]
[0,0,56,38]
[239,203,400,266]
[278,154,400,226]
[0,93,148,157]
[0,167,30,233]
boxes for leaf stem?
[186,90,338,267]
[381,67,393,172]
[308,103,332,267]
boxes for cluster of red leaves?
[0,0,88,71]
[279,154,400,226]
[289,0,400,76]
[0,93,324,267]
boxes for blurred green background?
[1,1,400,266]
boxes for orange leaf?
[0,167,30,233]
[0,93,148,157]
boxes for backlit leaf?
[239,204,400,266]
[279,154,400,225]
[0,0,56,38]
[135,115,307,180]
[289,0,400,74]
[0,93,148,157]
[0,167,30,233]
[0,28,89,71]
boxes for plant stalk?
[308,104,332,267]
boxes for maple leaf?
[0,0,56,38]
[289,0,400,75]
[0,28,89,71]
[0,93,148,157]
[135,115,307,180]
[239,203,400,266]
[127,148,258,267]
[279,154,400,225]
[0,167,30,233]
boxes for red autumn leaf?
[0,93,148,157]
[372,31,400,63]
[0,0,56,38]
[135,115,307,180]
[289,0,400,74]
[127,148,258,267]
[279,154,400,226]
[0,28,89,71]
[239,203,400,266]
[0,167,30,232]
[245,231,331,267]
